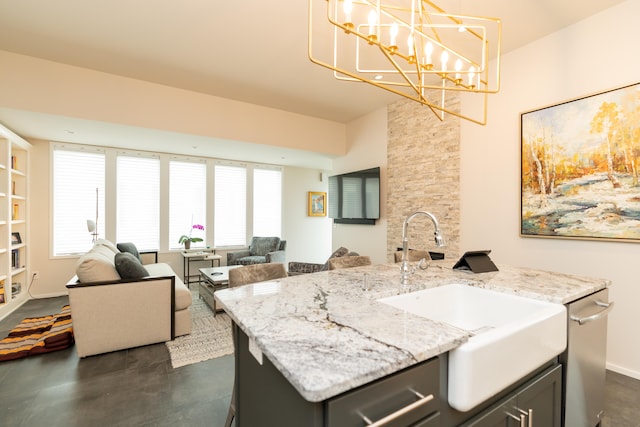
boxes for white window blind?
[365,177,380,217]
[116,155,160,250]
[52,148,105,256]
[214,164,246,247]
[253,167,282,237]
[169,160,207,249]
[342,176,364,218]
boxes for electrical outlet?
[33,271,39,280]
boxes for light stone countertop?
[214,261,610,402]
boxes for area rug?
[0,305,74,362]
[165,291,234,368]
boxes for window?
[116,154,160,250]
[51,143,284,256]
[169,160,207,249]
[253,167,282,236]
[52,147,105,256]
[214,164,246,247]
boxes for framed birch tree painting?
[521,82,640,242]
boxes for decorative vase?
[184,240,191,250]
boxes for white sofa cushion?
[76,244,120,282]
[95,238,119,254]
[145,263,192,311]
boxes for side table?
[181,248,220,287]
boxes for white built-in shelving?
[0,123,30,316]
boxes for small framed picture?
[308,191,327,217]
[11,232,21,245]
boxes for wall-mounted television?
[328,167,380,225]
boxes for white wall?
[332,107,388,264]
[460,0,640,378]
[282,167,333,263]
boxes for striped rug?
[0,305,74,362]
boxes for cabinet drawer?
[326,358,440,427]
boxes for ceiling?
[0,0,628,167]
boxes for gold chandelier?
[308,0,502,125]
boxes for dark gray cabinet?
[325,355,440,426]
[234,326,440,427]
[461,364,562,427]
[234,325,561,427]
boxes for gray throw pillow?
[114,252,149,279]
[117,242,141,262]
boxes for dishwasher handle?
[570,300,614,326]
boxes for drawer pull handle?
[362,391,434,426]
[505,411,526,427]
[509,406,533,427]
[570,300,614,325]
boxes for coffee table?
[198,266,240,315]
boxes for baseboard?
[606,362,640,380]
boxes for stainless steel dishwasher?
[561,288,614,427]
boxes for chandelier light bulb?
[455,58,463,84]
[368,10,377,36]
[455,58,462,75]
[390,22,399,47]
[343,0,353,23]
[468,66,476,87]
[441,50,449,72]
[407,34,414,56]
[424,41,433,64]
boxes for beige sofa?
[66,239,192,357]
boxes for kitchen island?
[215,260,610,426]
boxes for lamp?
[87,219,98,243]
[86,188,99,243]
[308,0,502,125]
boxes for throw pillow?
[76,252,120,283]
[117,242,142,262]
[95,239,119,254]
[114,252,149,279]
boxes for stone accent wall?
[386,97,461,261]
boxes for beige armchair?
[393,249,432,263]
[67,276,177,357]
[327,255,372,270]
[228,263,288,287]
[66,239,191,357]
[288,247,360,275]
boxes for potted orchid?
[178,224,204,249]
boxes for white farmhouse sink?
[379,284,566,412]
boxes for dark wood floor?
[1,296,639,426]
